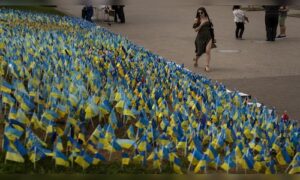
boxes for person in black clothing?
[118,5,125,23]
[82,6,94,22]
[263,5,280,41]
[112,5,126,23]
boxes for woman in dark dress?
[193,7,213,72]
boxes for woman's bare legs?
[205,39,212,71]
[280,25,286,36]
[193,55,200,67]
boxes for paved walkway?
[57,0,300,119]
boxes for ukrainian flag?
[67,136,82,152]
[16,108,30,125]
[85,102,99,119]
[135,115,149,128]
[5,144,25,163]
[93,152,106,165]
[8,107,17,120]
[235,142,244,158]
[153,152,161,170]
[176,136,187,150]
[13,139,27,156]
[253,161,263,173]
[111,139,122,152]
[188,149,203,166]
[4,124,23,140]
[42,110,59,121]
[157,133,170,146]
[116,139,135,149]
[194,154,209,173]
[75,151,93,169]
[289,153,300,174]
[276,148,291,165]
[123,103,136,119]
[214,154,222,169]
[54,149,69,167]
[265,159,277,174]
[105,125,115,140]
[241,153,254,170]
[68,94,79,107]
[137,135,147,152]
[87,140,97,153]
[108,108,118,128]
[221,155,236,172]
[20,96,35,112]
[173,157,183,174]
[122,152,130,165]
[99,100,112,115]
[31,112,42,130]
[55,136,64,151]
[205,144,218,160]
[29,146,50,163]
[0,80,14,94]
[2,93,15,107]
[127,125,135,139]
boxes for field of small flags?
[0,9,300,174]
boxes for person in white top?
[233,5,249,39]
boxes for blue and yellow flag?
[122,152,130,165]
[93,152,106,165]
[2,93,15,107]
[127,125,135,139]
[137,135,147,152]
[5,144,25,163]
[75,151,93,169]
[276,148,291,166]
[0,80,14,94]
[289,153,300,174]
[54,149,69,167]
[173,157,183,174]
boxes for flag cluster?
[0,9,300,174]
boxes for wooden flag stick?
[109,147,113,161]
[236,158,238,172]
[90,118,94,128]
[184,137,188,157]
[187,150,195,172]
[34,146,37,170]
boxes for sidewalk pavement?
[57,0,300,120]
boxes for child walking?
[233,5,249,39]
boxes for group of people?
[193,5,289,72]
[264,5,288,41]
[232,5,288,41]
[82,4,126,23]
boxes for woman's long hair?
[195,7,211,22]
[196,7,213,26]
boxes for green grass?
[0,153,174,174]
[0,6,66,16]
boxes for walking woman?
[193,7,214,72]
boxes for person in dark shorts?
[232,5,249,40]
